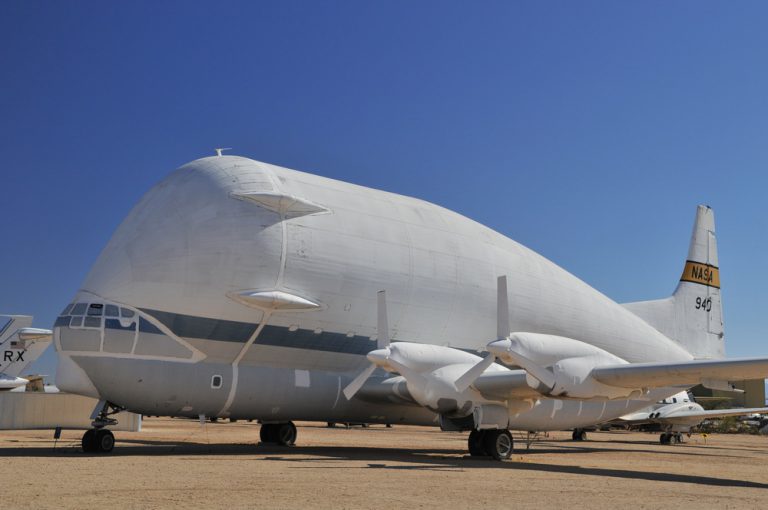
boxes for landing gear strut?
[259,422,297,446]
[571,428,587,441]
[82,400,123,453]
[467,429,513,460]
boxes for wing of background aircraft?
[617,406,768,428]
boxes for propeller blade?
[497,276,510,340]
[377,290,389,349]
[344,291,392,400]
[453,353,496,392]
[343,363,377,400]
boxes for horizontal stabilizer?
[592,357,768,389]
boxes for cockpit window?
[120,308,135,318]
[71,303,87,316]
[61,304,74,315]
[87,304,104,316]
[84,317,101,328]
[105,305,119,317]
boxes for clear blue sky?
[2,1,767,380]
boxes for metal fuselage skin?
[54,156,693,430]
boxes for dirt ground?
[0,418,766,509]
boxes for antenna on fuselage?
[215,147,232,157]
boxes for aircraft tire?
[660,433,671,445]
[468,430,486,456]
[82,429,97,453]
[259,424,277,443]
[483,430,513,461]
[572,429,587,441]
[276,422,297,446]
[95,429,115,453]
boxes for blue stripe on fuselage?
[138,308,376,355]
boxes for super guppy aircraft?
[54,154,768,459]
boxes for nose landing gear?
[81,400,124,454]
[82,428,115,453]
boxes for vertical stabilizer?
[623,205,725,359]
[673,205,724,358]
[0,315,53,378]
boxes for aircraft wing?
[658,407,768,420]
[616,406,768,428]
[591,357,768,389]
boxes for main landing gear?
[572,428,588,441]
[468,429,514,460]
[259,421,297,446]
[660,432,683,445]
[82,400,124,453]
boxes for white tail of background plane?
[623,205,724,359]
[0,315,53,378]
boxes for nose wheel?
[81,400,123,453]
[467,429,514,460]
[82,428,115,453]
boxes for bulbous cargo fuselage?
[53,156,691,428]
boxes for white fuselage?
[54,156,693,430]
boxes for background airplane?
[0,315,52,390]
[613,390,768,444]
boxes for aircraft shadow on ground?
[2,438,767,489]
[552,438,768,457]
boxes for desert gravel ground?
[0,417,766,509]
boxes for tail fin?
[623,205,725,359]
[0,315,53,378]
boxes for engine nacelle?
[539,354,644,400]
[492,333,644,400]
[374,342,507,415]
[506,332,618,367]
[387,342,483,373]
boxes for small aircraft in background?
[616,390,768,444]
[0,316,52,391]
[571,390,768,444]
